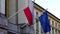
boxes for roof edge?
[33,2,60,21]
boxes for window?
[55,22,57,27]
[55,29,57,34]
[41,29,44,34]
[58,24,60,28]
[52,21,54,26]
[36,31,39,34]
[52,28,54,34]
[36,12,38,17]
[36,23,39,32]
[36,18,38,23]
[50,20,52,25]
[48,19,51,25]
[36,12,38,15]
[58,31,60,34]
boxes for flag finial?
[45,8,48,11]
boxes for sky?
[34,0,60,19]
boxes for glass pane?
[58,24,60,28]
[36,12,38,17]
[41,29,44,34]
[55,22,57,27]
[52,28,54,34]
[49,19,51,25]
[36,23,39,32]
[52,21,54,26]
[55,29,57,34]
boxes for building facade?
[0,0,60,34]
[34,2,60,34]
[0,0,35,34]
[0,0,20,34]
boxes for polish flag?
[24,0,34,26]
[18,0,35,26]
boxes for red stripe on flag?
[24,7,33,25]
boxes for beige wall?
[9,0,17,24]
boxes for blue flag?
[39,11,51,33]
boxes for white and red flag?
[24,0,34,25]
[18,0,35,26]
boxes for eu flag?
[39,11,51,33]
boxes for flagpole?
[44,8,48,12]
[28,0,29,7]
[33,0,36,34]
[45,8,48,11]
[28,0,36,34]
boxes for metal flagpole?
[33,0,36,34]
